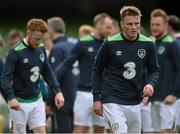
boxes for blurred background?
[0,0,179,56]
[0,0,179,132]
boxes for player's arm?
[144,42,160,97]
[92,41,109,116]
[54,42,82,80]
[1,49,17,100]
[0,58,4,74]
[41,51,64,109]
[41,51,61,93]
[170,42,180,95]
[0,58,4,96]
[164,41,180,104]
[1,49,20,110]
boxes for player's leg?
[124,104,141,133]
[73,91,92,133]
[140,102,154,133]
[159,102,174,133]
[28,98,46,133]
[10,104,28,134]
[151,101,161,132]
[93,125,104,133]
[55,108,73,133]
[92,111,105,133]
[33,126,46,133]
[103,103,128,133]
[175,99,180,132]
[73,125,89,133]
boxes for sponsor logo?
[116,51,122,56]
[23,58,29,63]
[88,47,94,52]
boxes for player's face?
[43,36,53,51]
[10,37,21,47]
[47,27,54,40]
[109,25,119,36]
[150,17,167,39]
[121,15,141,40]
[97,17,114,38]
[27,31,45,49]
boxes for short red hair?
[27,18,48,33]
[151,9,168,23]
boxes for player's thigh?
[159,102,174,130]
[28,99,46,130]
[92,111,105,127]
[103,103,127,133]
[124,104,141,133]
[140,103,154,132]
[10,104,29,133]
[74,91,92,126]
[151,101,161,132]
[33,126,46,133]
[175,99,180,130]
[56,109,73,133]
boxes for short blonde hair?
[151,9,168,23]
[79,25,94,37]
[93,13,111,26]
[120,6,142,21]
[27,18,48,33]
[8,29,23,40]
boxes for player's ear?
[120,21,123,30]
[26,30,31,36]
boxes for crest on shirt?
[88,47,94,52]
[15,123,24,132]
[23,58,29,64]
[51,57,55,63]
[158,46,165,55]
[111,123,119,132]
[39,53,45,62]
[137,49,146,59]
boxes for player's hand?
[9,98,20,111]
[143,84,154,97]
[45,105,53,115]
[55,92,64,109]
[142,97,149,105]
[93,101,103,117]
[163,95,177,105]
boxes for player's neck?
[122,32,138,41]
[53,33,64,41]
[156,32,167,40]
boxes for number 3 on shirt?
[123,62,136,79]
[30,66,40,82]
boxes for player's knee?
[33,126,46,133]
[93,125,104,133]
[73,125,89,133]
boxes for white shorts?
[10,97,45,133]
[74,91,105,127]
[103,103,141,133]
[175,99,180,129]
[151,101,174,132]
[140,102,154,132]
